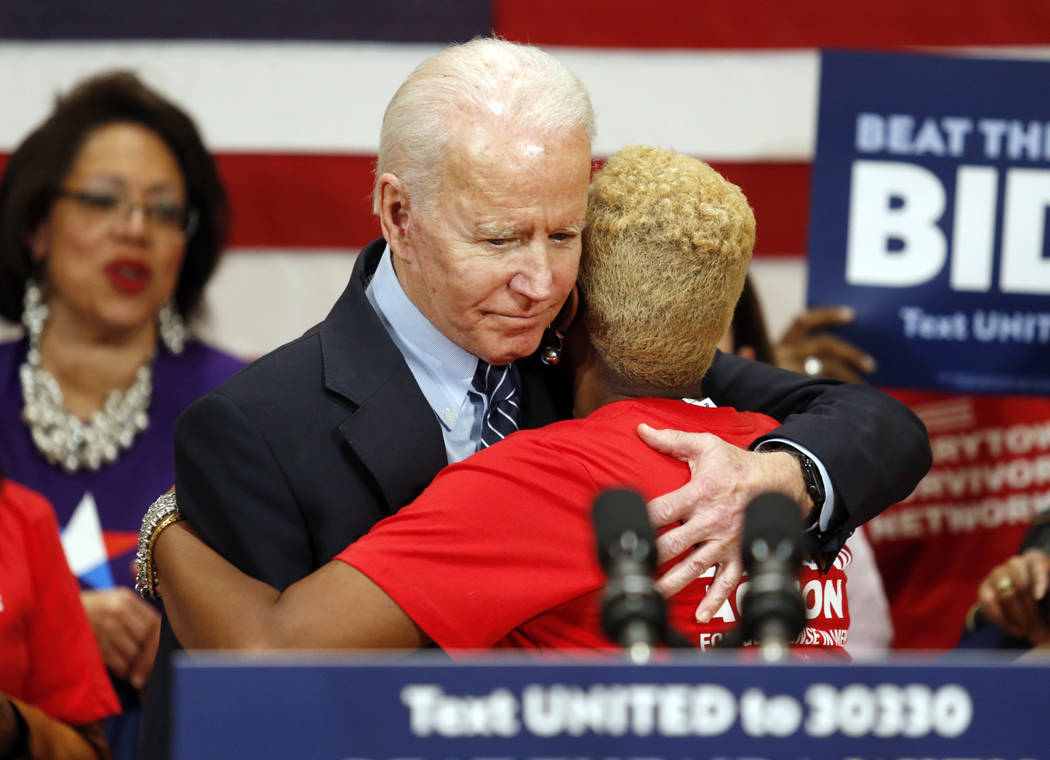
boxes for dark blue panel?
[807,50,1050,394]
[173,652,1049,760]
[0,0,492,42]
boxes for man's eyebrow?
[474,220,587,237]
[475,224,521,238]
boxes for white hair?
[372,37,596,215]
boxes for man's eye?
[550,232,577,243]
[487,238,513,248]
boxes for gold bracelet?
[135,492,182,600]
[146,511,183,599]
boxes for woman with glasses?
[0,71,243,757]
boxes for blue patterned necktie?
[470,360,521,449]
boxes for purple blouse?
[0,338,244,592]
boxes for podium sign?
[174,652,1046,759]
[807,50,1050,394]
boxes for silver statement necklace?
[19,281,153,473]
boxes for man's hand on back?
[637,424,809,623]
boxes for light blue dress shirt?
[365,245,485,464]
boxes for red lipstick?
[105,259,152,294]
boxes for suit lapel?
[337,363,447,514]
[316,239,573,514]
[319,239,448,515]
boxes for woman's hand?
[81,588,161,691]
[976,549,1050,644]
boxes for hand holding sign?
[773,306,877,383]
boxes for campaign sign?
[807,50,1050,394]
[173,651,1047,760]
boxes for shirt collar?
[365,244,478,430]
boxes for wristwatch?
[760,442,826,518]
[760,442,850,572]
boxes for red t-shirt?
[869,390,1050,649]
[338,398,851,657]
[0,479,120,725]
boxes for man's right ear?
[376,173,413,258]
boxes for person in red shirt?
[0,475,120,759]
[144,145,850,657]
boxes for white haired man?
[140,38,930,758]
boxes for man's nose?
[509,239,555,301]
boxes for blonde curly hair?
[581,145,755,392]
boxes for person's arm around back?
[153,520,426,651]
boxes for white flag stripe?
[0,41,435,153]
[919,408,976,423]
[912,404,979,433]
[919,414,978,433]
[555,47,818,159]
[6,42,1048,157]
[914,404,975,419]
[0,42,821,158]
[911,398,976,419]
[191,249,359,358]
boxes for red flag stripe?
[0,152,809,256]
[215,154,379,249]
[495,0,1050,49]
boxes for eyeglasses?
[54,188,198,240]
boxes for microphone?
[592,488,668,663]
[738,492,806,661]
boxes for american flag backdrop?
[2,0,1049,358]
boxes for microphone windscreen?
[592,488,655,575]
[742,492,804,569]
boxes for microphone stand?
[715,492,807,662]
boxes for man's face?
[394,123,591,366]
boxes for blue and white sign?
[173,652,1047,760]
[807,50,1050,394]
